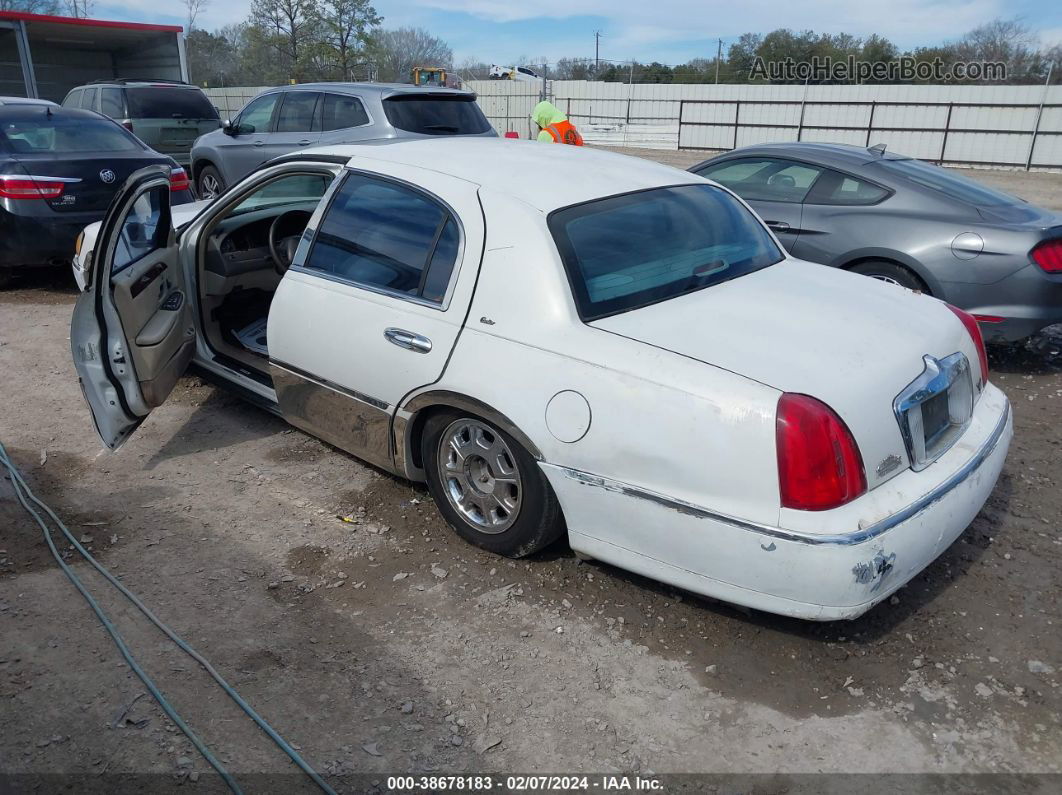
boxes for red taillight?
[0,176,65,200]
[1031,239,1062,273]
[169,167,190,193]
[120,119,135,132]
[946,303,989,388]
[776,393,866,511]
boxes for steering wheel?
[269,209,314,275]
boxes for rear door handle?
[297,139,312,146]
[253,140,264,147]
[384,327,432,354]
[765,220,791,232]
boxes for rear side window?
[0,116,141,153]
[550,184,783,321]
[806,170,889,206]
[303,172,460,302]
[696,157,823,204]
[100,87,125,118]
[874,157,1017,207]
[126,87,219,120]
[382,95,491,135]
[80,88,98,111]
[320,93,369,131]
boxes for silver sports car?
[691,143,1062,343]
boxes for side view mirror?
[222,119,236,136]
[72,229,93,292]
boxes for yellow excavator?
[411,66,450,87]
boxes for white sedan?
[69,139,1012,621]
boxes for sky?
[92,0,1062,67]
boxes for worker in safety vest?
[531,101,584,146]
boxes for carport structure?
[0,11,186,103]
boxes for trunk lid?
[8,150,173,214]
[591,259,979,489]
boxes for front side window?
[550,184,784,320]
[80,88,99,111]
[61,89,82,108]
[236,94,279,134]
[113,187,168,274]
[275,91,320,133]
[303,172,460,303]
[321,93,369,131]
[696,157,824,204]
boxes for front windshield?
[229,173,333,215]
[874,158,1019,207]
[549,184,784,321]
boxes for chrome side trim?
[549,399,1010,547]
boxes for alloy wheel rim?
[869,274,901,286]
[201,174,220,199]
[438,419,522,534]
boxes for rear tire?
[849,260,927,293]
[421,411,564,558]
[196,165,225,200]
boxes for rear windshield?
[126,87,219,120]
[550,184,784,320]
[382,94,491,135]
[0,115,141,153]
[874,158,1017,207]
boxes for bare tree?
[251,0,319,79]
[370,27,451,83]
[184,0,210,32]
[318,0,379,80]
[64,0,93,16]
[0,0,60,11]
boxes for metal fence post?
[1027,62,1054,171]
[865,101,876,147]
[796,78,808,142]
[733,100,741,150]
[678,99,685,149]
[506,94,510,133]
[940,102,954,164]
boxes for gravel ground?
[1,154,1060,792]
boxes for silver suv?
[189,83,497,199]
[61,79,220,168]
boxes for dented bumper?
[544,386,1012,621]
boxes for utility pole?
[595,30,603,75]
[715,38,722,84]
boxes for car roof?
[0,96,58,106]
[262,82,474,99]
[706,141,910,168]
[0,105,100,119]
[306,138,702,212]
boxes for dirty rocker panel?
[548,398,1010,547]
[269,359,396,472]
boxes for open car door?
[70,165,195,450]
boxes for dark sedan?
[691,143,1062,343]
[0,105,192,288]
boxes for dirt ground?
[1,152,1061,792]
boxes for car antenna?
[868,142,887,156]
[45,106,53,118]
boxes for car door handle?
[297,139,312,146]
[253,140,264,147]
[765,220,791,232]
[384,328,432,354]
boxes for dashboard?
[204,200,321,278]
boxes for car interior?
[196,169,336,376]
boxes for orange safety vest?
[544,120,584,146]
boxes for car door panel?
[746,199,803,252]
[261,91,323,163]
[267,163,485,470]
[70,166,192,449]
